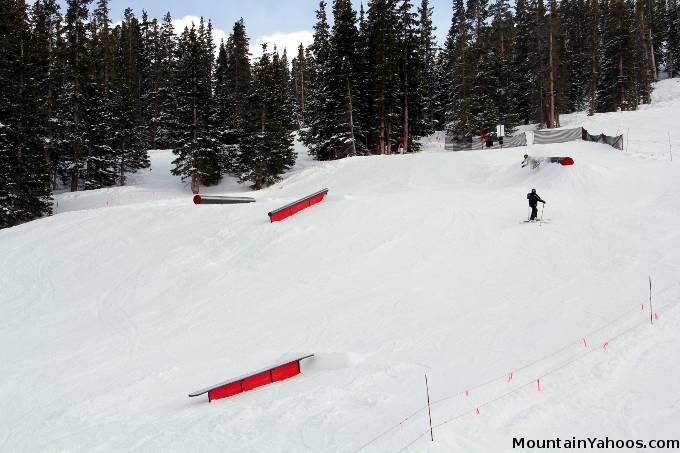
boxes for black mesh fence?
[445,127,624,151]
[582,128,624,150]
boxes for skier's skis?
[520,218,551,224]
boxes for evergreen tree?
[417,0,438,132]
[669,0,680,77]
[366,0,401,154]
[635,0,655,104]
[0,120,16,227]
[560,0,591,111]
[200,19,222,183]
[432,50,448,128]
[29,0,62,189]
[355,3,373,148]
[437,0,464,129]
[112,8,149,186]
[302,0,366,160]
[489,0,517,131]
[172,20,221,193]
[587,0,600,115]
[138,10,155,147]
[214,39,232,168]
[398,0,426,152]
[55,0,92,192]
[597,0,638,112]
[279,48,298,134]
[83,0,118,189]
[222,18,251,172]
[446,0,474,136]
[522,0,564,127]
[239,46,295,188]
[545,0,563,127]
[155,12,178,148]
[0,0,52,227]
[467,0,499,135]
[20,0,53,219]
[291,43,310,127]
[527,0,549,126]
[326,0,364,157]
[300,0,333,157]
[650,0,666,75]
[512,0,534,124]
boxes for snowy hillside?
[1,80,680,452]
[560,77,680,160]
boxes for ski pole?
[541,203,545,221]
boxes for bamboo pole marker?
[649,276,653,325]
[425,374,434,442]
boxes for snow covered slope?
[560,77,680,160]
[1,80,680,452]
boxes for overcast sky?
[56,0,454,58]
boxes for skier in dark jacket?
[527,188,546,221]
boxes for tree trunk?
[120,138,126,186]
[71,27,80,192]
[589,3,598,116]
[648,28,657,81]
[150,78,158,149]
[618,54,625,110]
[71,109,80,192]
[640,10,652,104]
[346,75,357,157]
[300,65,305,125]
[548,25,556,128]
[191,96,200,193]
[403,69,409,154]
[48,21,56,189]
[261,106,266,134]
[378,110,385,155]
[104,59,109,95]
[386,107,393,155]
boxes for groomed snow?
[1,80,680,452]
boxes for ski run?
[2,81,680,452]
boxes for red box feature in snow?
[268,189,328,222]
[308,193,325,206]
[242,371,273,391]
[208,382,242,401]
[188,355,313,402]
[193,195,202,204]
[562,157,574,166]
[271,361,301,383]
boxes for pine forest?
[1,0,679,228]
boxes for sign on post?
[496,125,505,149]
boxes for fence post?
[649,276,653,325]
[425,374,434,442]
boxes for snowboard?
[547,157,574,166]
[521,218,551,224]
[525,157,573,170]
